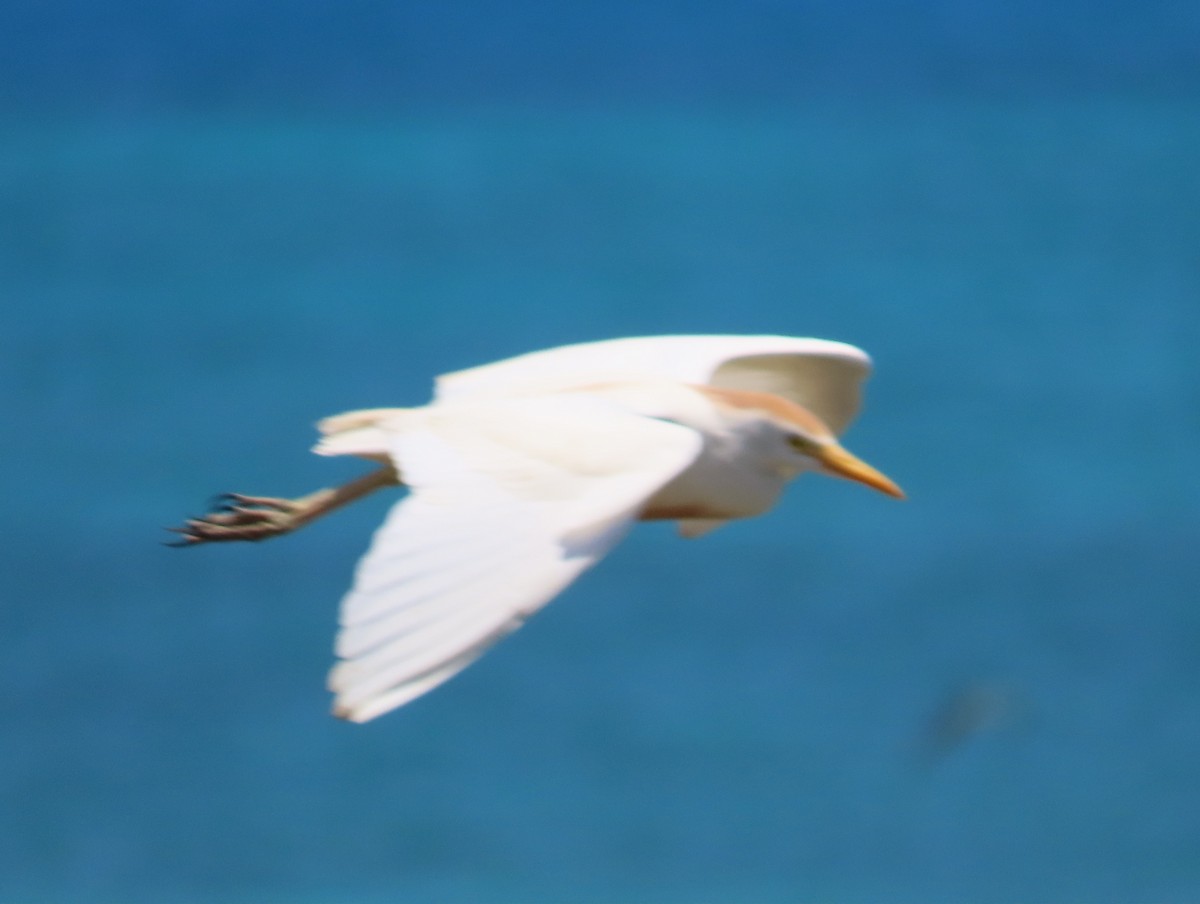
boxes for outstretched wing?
[433,335,873,434]
[328,397,702,722]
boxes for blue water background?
[3,2,1199,902]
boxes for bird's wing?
[328,397,702,722]
[434,334,873,434]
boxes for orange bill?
[817,444,906,499]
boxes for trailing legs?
[168,465,400,546]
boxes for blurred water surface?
[2,2,1199,902]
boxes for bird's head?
[703,386,905,499]
[780,427,905,499]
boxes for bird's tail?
[312,407,409,459]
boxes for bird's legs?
[168,465,400,546]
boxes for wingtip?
[331,701,369,723]
[332,702,355,721]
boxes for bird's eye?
[787,434,820,454]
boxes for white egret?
[171,335,904,722]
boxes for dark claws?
[166,493,302,547]
[213,493,263,511]
[162,526,201,548]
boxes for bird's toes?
[162,526,203,547]
[166,492,305,547]
[209,493,239,512]
[213,492,299,512]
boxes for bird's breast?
[638,438,788,523]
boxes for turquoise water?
[3,4,1200,902]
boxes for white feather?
[433,335,872,434]
[328,395,702,722]
[676,518,726,539]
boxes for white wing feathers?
[434,334,873,434]
[328,397,702,722]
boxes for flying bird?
[170,335,904,722]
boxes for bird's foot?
[166,492,313,546]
